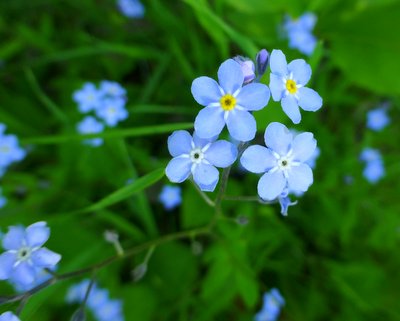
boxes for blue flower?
[0,222,61,287]
[117,0,145,18]
[366,106,390,131]
[269,50,322,124]
[73,83,102,113]
[0,312,20,321]
[94,299,124,321]
[192,59,270,142]
[241,122,316,201]
[76,116,105,147]
[99,80,127,98]
[360,148,385,183]
[165,130,238,192]
[284,13,317,56]
[159,185,181,210]
[255,288,285,321]
[0,125,26,169]
[95,98,128,127]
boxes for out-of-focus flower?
[255,288,285,321]
[117,0,145,18]
[0,125,26,170]
[284,13,317,56]
[76,116,104,147]
[95,98,128,127]
[0,312,20,321]
[159,185,182,210]
[99,81,127,98]
[366,106,390,131]
[360,148,385,183]
[73,83,102,113]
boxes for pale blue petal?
[26,222,50,248]
[11,262,36,286]
[264,122,292,156]
[287,164,313,192]
[0,252,16,280]
[298,87,322,111]
[226,110,256,142]
[291,132,317,162]
[270,50,288,76]
[165,157,192,183]
[168,130,192,157]
[287,59,311,86]
[217,59,244,94]
[236,83,270,111]
[269,73,285,101]
[205,140,237,168]
[363,161,385,183]
[191,76,221,106]
[2,226,25,251]
[194,107,225,139]
[258,171,286,201]
[0,312,20,321]
[281,95,301,124]
[299,12,317,30]
[193,132,216,148]
[240,145,276,174]
[31,248,61,268]
[193,163,219,192]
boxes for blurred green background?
[1,0,400,320]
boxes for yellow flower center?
[220,94,236,111]
[286,79,297,94]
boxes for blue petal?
[0,252,16,280]
[168,130,192,157]
[281,95,301,124]
[226,110,256,142]
[11,262,36,286]
[31,248,61,268]
[165,157,192,183]
[193,163,219,192]
[291,132,317,162]
[363,161,385,183]
[298,12,317,30]
[204,140,237,168]
[257,171,286,201]
[2,226,25,251]
[191,76,222,106]
[240,145,276,173]
[236,83,270,111]
[270,50,288,76]
[287,59,311,86]
[193,132,216,148]
[264,122,292,156]
[26,222,50,248]
[194,107,225,139]
[287,164,313,192]
[217,59,244,94]
[0,312,20,321]
[269,73,285,101]
[298,87,322,111]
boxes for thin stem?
[223,195,276,204]
[190,179,215,207]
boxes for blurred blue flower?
[269,49,322,124]
[117,0,145,18]
[360,148,381,163]
[366,106,390,131]
[0,222,61,287]
[0,188,6,208]
[284,13,317,56]
[76,116,104,147]
[192,59,270,142]
[0,312,20,321]
[159,185,181,210]
[241,122,316,201]
[255,288,285,321]
[165,130,238,192]
[95,98,128,127]
[360,148,385,183]
[99,80,127,98]
[73,83,102,113]
[0,125,26,170]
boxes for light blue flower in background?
[76,116,105,147]
[73,83,102,113]
[360,148,382,163]
[360,148,385,183]
[0,312,20,321]
[241,122,316,201]
[94,299,124,321]
[165,130,238,192]
[99,80,127,98]
[192,59,270,142]
[255,288,285,321]
[284,13,317,56]
[95,98,128,127]
[117,0,145,18]
[269,49,322,124]
[0,126,26,169]
[159,185,181,210]
[366,106,390,131]
[0,222,61,287]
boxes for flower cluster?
[255,288,285,321]
[73,81,128,146]
[67,279,125,321]
[360,148,385,183]
[0,312,20,321]
[283,12,317,56]
[159,185,182,210]
[117,0,145,18]
[366,104,390,132]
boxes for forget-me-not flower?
[76,116,105,147]
[284,13,317,56]
[159,185,181,210]
[255,288,285,321]
[0,312,20,321]
[73,83,102,113]
[269,49,322,124]
[0,125,26,169]
[117,0,145,18]
[241,122,316,201]
[99,80,127,98]
[192,59,270,142]
[0,222,61,287]
[360,148,385,183]
[366,106,390,131]
[165,130,238,192]
[95,98,128,127]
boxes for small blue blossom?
[241,122,316,201]
[159,185,182,210]
[117,0,145,18]
[192,59,270,142]
[73,83,102,113]
[269,49,323,124]
[0,222,61,287]
[95,98,128,127]
[366,106,390,131]
[0,312,20,321]
[76,116,105,147]
[165,130,238,192]
[360,148,385,183]
[99,80,127,98]
[0,125,26,170]
[255,288,285,321]
[360,148,382,163]
[284,13,317,56]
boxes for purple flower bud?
[233,56,255,84]
[256,49,269,77]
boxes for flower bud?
[256,49,269,77]
[233,56,255,84]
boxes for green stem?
[190,179,215,207]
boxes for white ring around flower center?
[17,246,32,262]
[190,148,204,164]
